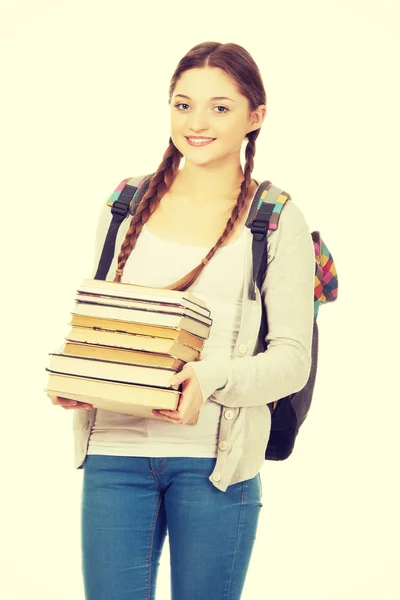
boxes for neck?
[173,161,248,201]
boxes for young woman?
[49,41,315,600]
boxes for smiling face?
[170,67,263,169]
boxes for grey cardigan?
[72,175,315,492]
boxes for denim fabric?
[81,454,263,600]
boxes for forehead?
[174,67,242,101]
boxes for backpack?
[94,173,338,461]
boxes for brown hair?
[113,41,266,291]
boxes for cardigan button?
[224,410,233,420]
[212,471,222,482]
[218,441,228,451]
[238,344,248,354]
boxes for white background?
[1,1,399,598]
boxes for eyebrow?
[174,94,236,103]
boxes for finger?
[62,405,93,410]
[58,399,93,409]
[59,399,78,407]
[48,393,69,406]
[48,394,74,405]
[157,410,181,420]
[152,410,181,423]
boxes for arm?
[186,201,316,408]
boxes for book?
[75,291,212,323]
[65,327,200,362]
[45,279,209,423]
[59,341,187,370]
[78,279,210,316]
[45,372,200,424]
[48,350,179,387]
[68,315,206,351]
[72,301,211,339]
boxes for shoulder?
[105,174,149,205]
[94,174,147,235]
[92,175,149,275]
[277,197,309,236]
[100,174,148,214]
[266,198,311,262]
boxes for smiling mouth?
[185,136,216,146]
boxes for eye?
[214,106,229,113]
[175,103,190,111]
[174,103,229,114]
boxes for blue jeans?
[81,454,263,600]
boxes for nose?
[187,108,211,134]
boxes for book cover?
[48,351,178,388]
[72,301,210,339]
[68,315,206,350]
[60,341,186,370]
[65,326,200,361]
[79,279,210,314]
[45,373,199,424]
[75,291,212,323]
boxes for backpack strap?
[95,175,292,291]
[94,174,152,280]
[247,181,291,300]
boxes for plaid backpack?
[95,174,338,461]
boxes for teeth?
[188,138,213,143]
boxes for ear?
[249,104,267,132]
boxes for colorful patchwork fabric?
[267,193,291,231]
[311,231,338,317]
[106,176,147,209]
[258,185,338,318]
[256,186,291,231]
[106,178,130,207]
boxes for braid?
[163,130,258,291]
[113,131,258,292]
[113,138,182,283]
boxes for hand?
[152,365,203,425]
[47,393,93,410]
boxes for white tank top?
[87,221,250,458]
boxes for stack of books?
[45,279,212,423]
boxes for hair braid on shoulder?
[163,131,258,292]
[113,138,182,282]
